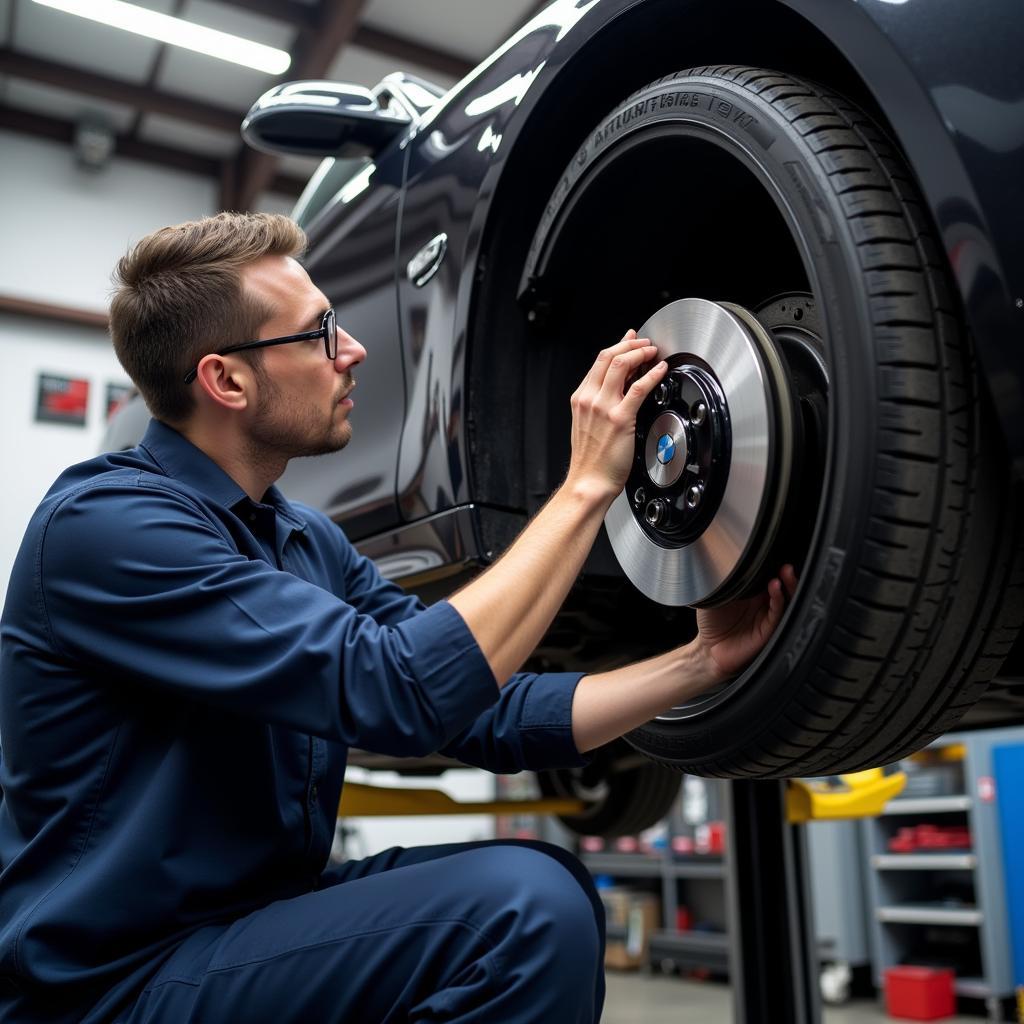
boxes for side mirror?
[241,81,412,158]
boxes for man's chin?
[299,423,351,459]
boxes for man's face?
[238,255,367,460]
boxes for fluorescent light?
[31,0,291,75]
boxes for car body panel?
[391,0,1024,541]
[105,0,1023,556]
[275,137,408,540]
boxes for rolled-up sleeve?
[440,670,589,772]
[38,481,498,754]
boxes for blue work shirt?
[0,419,586,1022]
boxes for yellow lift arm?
[339,782,585,817]
[338,768,905,822]
[785,767,906,823]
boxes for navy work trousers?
[120,840,606,1023]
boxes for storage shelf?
[581,853,662,878]
[882,795,971,815]
[954,976,992,998]
[650,929,729,953]
[876,904,982,926]
[669,860,724,880]
[871,853,977,870]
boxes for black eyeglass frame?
[184,308,337,384]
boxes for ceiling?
[0,0,546,208]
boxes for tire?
[524,67,1024,777]
[536,744,681,837]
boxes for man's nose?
[335,330,367,370]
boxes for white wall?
[0,130,219,314]
[0,129,220,605]
[0,315,129,604]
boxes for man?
[0,213,795,1023]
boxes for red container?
[884,966,955,1021]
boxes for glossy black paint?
[275,141,408,540]
[105,0,1023,563]
[385,0,1023,566]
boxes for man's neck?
[176,419,286,503]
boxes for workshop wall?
[0,130,210,605]
[0,130,219,313]
[0,129,290,606]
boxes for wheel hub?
[605,296,800,607]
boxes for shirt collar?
[139,419,307,532]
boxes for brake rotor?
[605,297,798,607]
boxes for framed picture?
[36,374,89,426]
[106,382,135,421]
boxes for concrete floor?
[603,971,990,1023]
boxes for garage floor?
[603,972,985,1023]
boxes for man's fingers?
[618,358,668,416]
[780,563,798,599]
[579,331,650,392]
[761,577,785,638]
[599,345,659,399]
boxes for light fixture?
[74,115,115,169]
[31,0,291,75]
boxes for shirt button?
[248,513,256,523]
[311,785,319,802]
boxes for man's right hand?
[565,329,667,503]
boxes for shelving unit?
[580,777,733,976]
[861,727,1024,1018]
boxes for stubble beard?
[247,375,353,464]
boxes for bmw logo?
[656,434,675,464]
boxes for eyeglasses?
[184,308,337,384]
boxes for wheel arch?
[463,0,979,519]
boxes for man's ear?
[195,355,251,412]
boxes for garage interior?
[1,0,1022,1022]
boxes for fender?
[394,0,1023,539]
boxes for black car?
[106,0,1024,833]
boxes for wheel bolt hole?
[644,499,667,527]
[793,307,803,321]
[633,487,646,508]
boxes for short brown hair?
[109,211,306,423]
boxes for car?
[105,0,1024,834]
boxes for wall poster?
[36,373,89,426]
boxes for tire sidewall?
[536,74,885,772]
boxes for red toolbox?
[884,966,956,1020]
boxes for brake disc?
[604,297,798,607]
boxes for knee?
[468,845,602,963]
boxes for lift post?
[725,771,906,1023]
[726,780,821,1024]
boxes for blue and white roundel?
[656,433,675,464]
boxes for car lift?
[340,769,905,1023]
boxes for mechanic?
[0,212,795,1024]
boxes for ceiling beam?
[211,0,471,78]
[0,105,306,197]
[232,0,371,211]
[0,48,241,134]
[206,0,319,32]
[125,0,188,141]
[352,26,471,80]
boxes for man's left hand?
[694,564,798,683]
